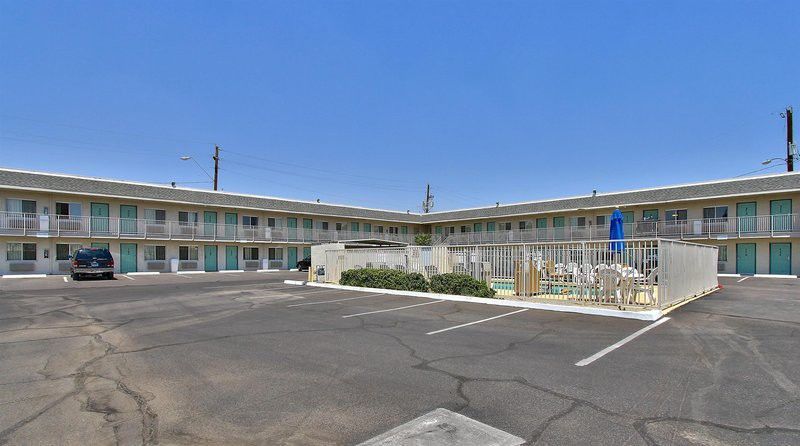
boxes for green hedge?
[340,268,429,292]
[429,273,497,298]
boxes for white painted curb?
[289,268,300,272]
[754,274,798,279]
[127,272,161,276]
[177,271,206,274]
[257,269,280,273]
[219,270,245,273]
[282,281,663,321]
[1,274,48,279]
[718,273,742,277]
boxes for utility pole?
[213,145,220,190]
[786,107,794,172]
[421,184,434,213]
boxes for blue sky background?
[1,1,798,211]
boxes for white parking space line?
[222,274,240,277]
[738,277,749,282]
[121,275,135,280]
[175,274,194,279]
[575,317,671,367]
[426,309,529,335]
[287,293,386,307]
[342,300,446,318]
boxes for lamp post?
[180,156,215,188]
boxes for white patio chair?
[597,268,622,303]
[632,267,658,305]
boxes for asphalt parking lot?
[1,273,798,445]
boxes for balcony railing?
[441,214,799,245]
[0,212,419,244]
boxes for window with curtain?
[144,245,166,261]
[179,245,198,260]
[7,243,36,261]
[144,209,166,224]
[244,247,259,260]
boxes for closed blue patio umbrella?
[609,208,626,252]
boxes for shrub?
[414,233,432,246]
[340,268,429,292]
[429,273,497,298]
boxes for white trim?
[1,274,48,279]
[284,281,664,321]
[127,271,160,276]
[754,274,798,279]
[575,317,671,366]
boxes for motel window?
[486,222,496,232]
[460,225,470,233]
[642,210,659,221]
[56,243,82,260]
[242,216,259,227]
[144,209,166,224]
[596,215,607,226]
[243,247,259,260]
[336,223,343,231]
[321,221,329,230]
[268,248,283,260]
[499,222,511,231]
[178,211,198,225]
[179,245,199,261]
[519,221,532,230]
[665,209,688,222]
[144,245,166,261]
[703,206,729,220]
[267,218,276,227]
[376,226,384,233]
[364,223,371,233]
[55,202,82,217]
[6,199,36,214]
[351,222,359,232]
[569,217,586,227]
[717,246,728,262]
[389,226,399,234]
[7,243,36,261]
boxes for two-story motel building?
[0,167,798,276]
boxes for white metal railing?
[441,214,799,245]
[324,239,719,310]
[0,211,418,244]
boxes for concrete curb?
[754,274,798,279]
[177,271,206,274]
[257,269,280,273]
[1,274,48,279]
[219,270,245,273]
[718,273,742,277]
[127,272,161,276]
[282,280,664,321]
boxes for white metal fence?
[323,239,718,310]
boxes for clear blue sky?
[1,1,797,211]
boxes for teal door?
[736,243,756,275]
[552,217,564,240]
[737,202,757,233]
[224,213,237,239]
[287,217,298,240]
[771,199,792,232]
[303,218,313,241]
[225,246,238,270]
[769,243,791,275]
[288,247,297,269]
[119,205,137,235]
[204,245,218,271]
[119,243,137,273]
[90,203,110,233]
[204,211,217,238]
[303,247,311,259]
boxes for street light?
[179,156,214,183]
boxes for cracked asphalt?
[0,272,798,445]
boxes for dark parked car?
[71,248,114,280]
[296,256,311,272]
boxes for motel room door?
[90,202,110,233]
[119,205,137,235]
[225,246,239,270]
[736,243,756,275]
[119,243,137,273]
[771,199,793,232]
[737,202,757,234]
[204,245,218,272]
[287,247,298,269]
[769,243,791,275]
